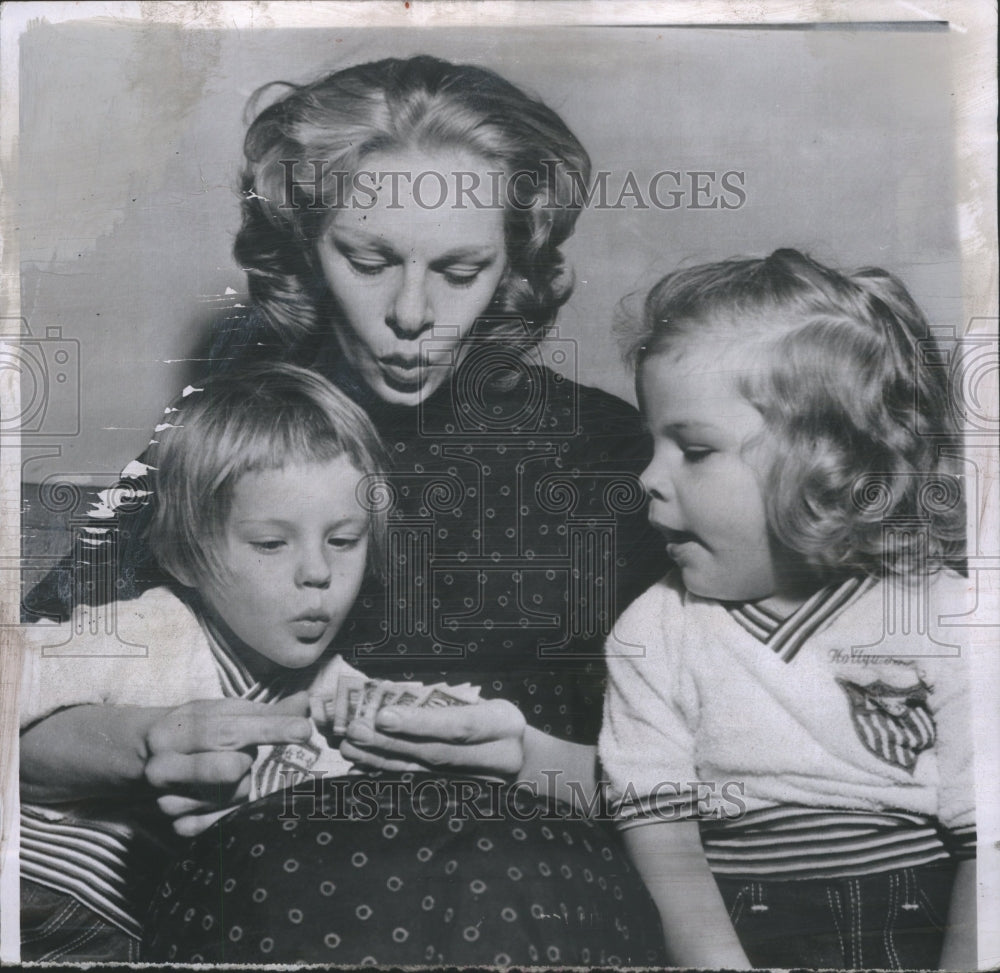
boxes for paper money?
[390,685,424,707]
[331,674,367,734]
[247,674,481,802]
[323,675,481,735]
[421,686,477,708]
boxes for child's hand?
[340,698,526,776]
[144,695,311,831]
[163,804,240,838]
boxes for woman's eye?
[682,447,715,463]
[441,267,481,288]
[347,257,389,277]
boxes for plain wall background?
[14,21,961,482]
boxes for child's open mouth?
[290,614,332,640]
[653,526,699,558]
[652,524,697,545]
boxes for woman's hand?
[146,694,311,835]
[340,698,527,777]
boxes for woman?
[29,56,667,964]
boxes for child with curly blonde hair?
[600,249,975,969]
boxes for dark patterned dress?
[144,772,666,965]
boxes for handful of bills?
[310,674,482,736]
[248,674,481,801]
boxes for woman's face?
[316,147,509,406]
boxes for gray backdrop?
[16,21,959,482]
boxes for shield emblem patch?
[836,677,936,773]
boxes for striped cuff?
[20,806,140,937]
[943,823,977,860]
[612,783,733,829]
[699,807,961,879]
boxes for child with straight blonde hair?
[600,249,975,969]
[20,363,387,960]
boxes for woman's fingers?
[343,721,524,777]
[267,691,311,718]
[338,740,425,773]
[156,775,251,818]
[372,698,526,744]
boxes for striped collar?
[196,609,308,702]
[726,575,878,663]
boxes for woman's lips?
[378,357,423,389]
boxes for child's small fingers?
[345,728,457,769]
[268,692,311,718]
[145,749,252,792]
[346,718,461,762]
[344,726,523,776]
[147,703,311,755]
[173,806,238,838]
[157,793,210,818]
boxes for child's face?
[638,347,783,604]
[203,456,370,673]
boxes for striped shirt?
[19,586,343,937]
[600,570,976,878]
[725,575,877,663]
[698,807,970,880]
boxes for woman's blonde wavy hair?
[235,55,591,360]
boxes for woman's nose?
[387,263,433,337]
[295,546,332,589]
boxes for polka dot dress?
[144,773,667,965]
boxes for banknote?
[248,675,482,800]
[326,675,481,735]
